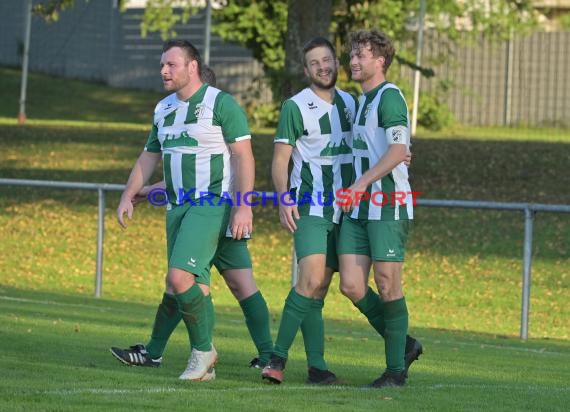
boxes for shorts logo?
[188,257,197,267]
[387,249,396,257]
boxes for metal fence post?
[520,207,535,340]
[95,188,106,298]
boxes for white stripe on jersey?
[153,86,237,203]
[195,152,211,196]
[171,153,183,204]
[287,88,356,223]
[351,83,413,221]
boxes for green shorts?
[337,216,411,262]
[166,202,230,285]
[293,215,340,272]
[212,237,252,273]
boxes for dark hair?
[162,39,202,73]
[302,36,336,67]
[348,29,395,73]
[201,65,217,87]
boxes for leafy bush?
[416,79,455,131]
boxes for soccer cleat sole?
[180,352,218,381]
[261,368,284,384]
[198,367,216,382]
[109,347,160,367]
[110,348,132,366]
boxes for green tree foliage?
[35,0,541,129]
[214,1,288,72]
[32,0,84,22]
[139,0,198,39]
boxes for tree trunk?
[281,0,332,100]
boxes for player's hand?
[132,185,151,206]
[229,206,253,240]
[117,196,134,228]
[339,188,355,213]
[404,150,412,167]
[278,194,299,233]
[338,181,367,213]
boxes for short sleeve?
[213,92,251,143]
[379,88,408,128]
[144,123,161,152]
[274,99,304,146]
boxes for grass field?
[0,67,569,411]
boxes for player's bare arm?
[229,139,255,239]
[132,180,165,206]
[341,143,408,213]
[271,142,299,233]
[117,151,161,228]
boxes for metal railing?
[1,178,569,340]
[0,178,124,298]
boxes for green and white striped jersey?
[275,87,357,223]
[350,81,413,221]
[145,83,251,205]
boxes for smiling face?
[303,45,339,91]
[349,42,386,92]
[159,47,198,97]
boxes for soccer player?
[338,29,422,388]
[112,39,257,381]
[262,37,420,385]
[114,66,273,373]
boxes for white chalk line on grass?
[40,383,569,397]
[0,295,111,311]
[413,338,570,357]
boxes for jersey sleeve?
[379,88,408,128]
[274,99,304,146]
[214,92,251,143]
[144,123,161,153]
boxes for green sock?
[300,298,327,370]
[354,287,386,337]
[175,284,211,352]
[273,289,312,360]
[383,297,408,373]
[145,293,182,359]
[205,294,214,345]
[239,291,273,364]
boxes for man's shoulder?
[154,93,178,113]
[289,87,315,104]
[210,87,241,110]
[335,87,355,99]
[379,84,407,107]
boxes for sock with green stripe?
[300,298,328,370]
[205,293,214,345]
[383,297,408,373]
[354,287,386,337]
[175,283,211,352]
[273,289,313,360]
[145,293,182,359]
[239,291,273,365]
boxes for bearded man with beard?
[262,35,422,386]
[262,37,357,385]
